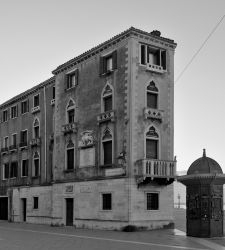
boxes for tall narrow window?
[66,140,74,170]
[102,128,113,165]
[33,94,39,108]
[66,70,78,89]
[20,130,28,146]
[33,152,40,177]
[21,159,28,177]
[52,86,55,100]
[10,161,18,178]
[4,137,9,148]
[21,99,29,114]
[12,134,17,146]
[102,84,113,112]
[102,193,112,210]
[146,126,159,159]
[3,163,9,180]
[66,100,75,124]
[33,118,40,138]
[33,197,39,209]
[147,81,158,109]
[3,110,8,122]
[11,106,18,119]
[99,50,117,75]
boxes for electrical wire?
[175,14,225,84]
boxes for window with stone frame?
[33,118,40,138]
[66,70,78,89]
[3,163,9,180]
[99,50,117,75]
[101,84,113,112]
[11,105,18,119]
[33,197,39,209]
[11,134,17,146]
[33,94,40,108]
[20,130,28,145]
[66,140,75,170]
[21,159,28,177]
[4,136,9,148]
[146,126,159,159]
[66,99,75,124]
[3,110,8,122]
[102,127,113,165]
[52,86,55,100]
[146,192,159,210]
[147,81,158,109]
[21,99,29,114]
[10,161,18,178]
[33,152,40,177]
[102,193,112,210]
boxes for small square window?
[33,197,39,209]
[102,193,112,210]
[146,193,159,210]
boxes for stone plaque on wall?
[79,147,95,168]
[65,185,74,193]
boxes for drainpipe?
[44,86,47,182]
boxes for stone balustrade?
[62,122,78,134]
[97,110,115,124]
[30,138,41,147]
[144,107,163,122]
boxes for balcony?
[30,137,41,147]
[146,63,165,74]
[144,107,163,122]
[31,106,40,114]
[9,145,17,152]
[135,158,176,185]
[97,110,115,124]
[19,141,28,149]
[1,147,9,154]
[62,122,78,134]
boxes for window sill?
[64,169,75,173]
[65,85,76,92]
[100,164,115,168]
[32,176,39,179]
[101,70,114,76]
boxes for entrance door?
[21,198,27,222]
[66,198,73,226]
[0,197,8,220]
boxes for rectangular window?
[147,92,158,109]
[140,44,166,70]
[11,106,18,119]
[4,137,9,148]
[10,161,18,178]
[52,86,55,99]
[3,163,9,179]
[33,94,39,107]
[104,96,112,112]
[34,158,39,177]
[33,197,39,209]
[12,134,17,146]
[21,100,29,114]
[3,110,8,122]
[103,140,112,165]
[20,130,27,143]
[146,139,158,159]
[34,126,39,138]
[67,72,76,89]
[21,159,28,177]
[99,51,117,75]
[68,109,75,123]
[102,193,112,210]
[67,148,74,170]
[147,193,159,210]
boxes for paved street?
[0,221,224,250]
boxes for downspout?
[44,86,47,182]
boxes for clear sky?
[0,0,225,171]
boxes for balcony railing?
[144,107,163,122]
[135,158,176,184]
[0,177,30,188]
[30,137,41,147]
[31,106,40,114]
[19,141,28,148]
[1,147,9,153]
[62,122,78,134]
[9,145,17,151]
[97,110,115,124]
[146,63,165,74]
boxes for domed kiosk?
[178,149,225,237]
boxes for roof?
[52,26,177,75]
[187,149,223,175]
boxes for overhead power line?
[175,14,225,84]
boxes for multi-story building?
[0,27,177,229]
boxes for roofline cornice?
[0,76,55,109]
[52,27,177,75]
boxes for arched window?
[33,118,40,138]
[66,140,74,170]
[146,126,159,159]
[146,81,158,109]
[66,99,75,123]
[102,127,113,165]
[101,84,113,112]
[33,151,40,177]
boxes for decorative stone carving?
[79,130,94,147]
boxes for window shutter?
[112,50,117,70]
[99,56,104,75]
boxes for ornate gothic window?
[66,99,75,124]
[33,118,40,138]
[146,126,159,159]
[147,81,158,109]
[102,127,113,165]
[33,151,40,177]
[66,140,74,170]
[101,84,113,112]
